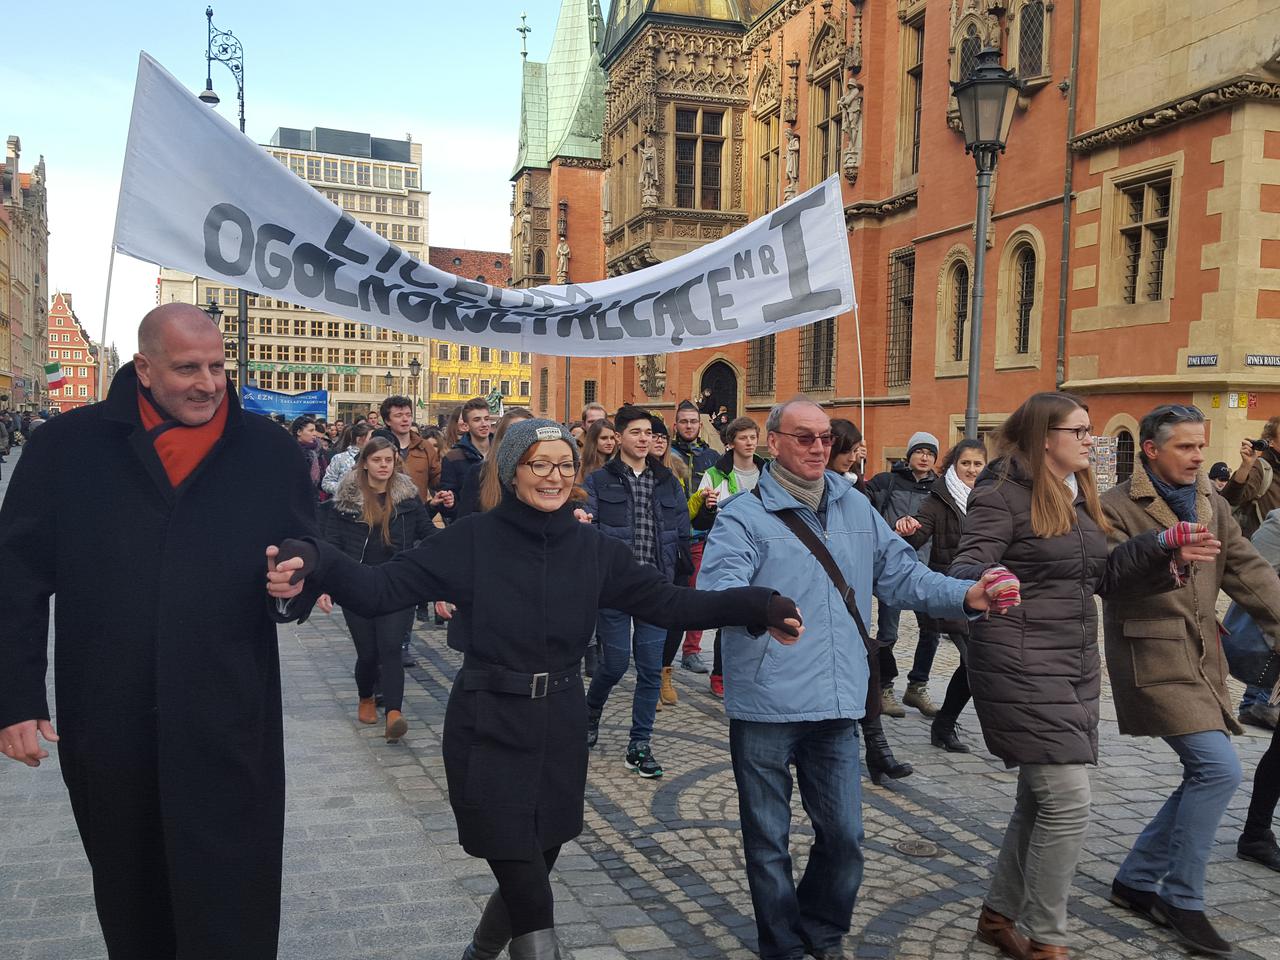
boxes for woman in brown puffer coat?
[949,392,1209,960]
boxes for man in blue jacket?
[700,398,1000,960]
[584,404,691,779]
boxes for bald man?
[0,303,318,959]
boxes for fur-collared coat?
[1101,465,1280,738]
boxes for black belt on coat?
[461,664,581,699]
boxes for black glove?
[767,594,802,639]
[276,538,319,585]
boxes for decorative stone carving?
[1072,76,1280,153]
[638,354,667,396]
[784,56,800,123]
[838,80,864,183]
[556,237,571,284]
[746,0,806,51]
[844,190,919,229]
[753,61,781,117]
[808,26,842,79]
[520,209,532,260]
[640,135,659,206]
[784,128,800,200]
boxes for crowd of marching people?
[1,304,1279,960]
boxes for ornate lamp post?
[383,371,394,394]
[199,6,249,397]
[408,357,422,422]
[951,48,1020,440]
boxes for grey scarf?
[771,461,825,512]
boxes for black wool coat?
[322,471,436,562]
[905,476,970,634]
[949,457,1173,767]
[301,493,776,860]
[0,363,316,958]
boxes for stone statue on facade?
[520,208,532,262]
[784,128,800,200]
[838,80,864,182]
[556,237,571,284]
[640,135,659,206]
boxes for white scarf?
[1064,471,1079,498]
[945,465,973,515]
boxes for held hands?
[266,540,317,600]
[767,595,804,645]
[966,566,1021,615]
[0,719,59,767]
[434,601,455,621]
[894,516,922,536]
[573,508,594,524]
[1156,522,1221,565]
[430,490,455,509]
[317,594,334,614]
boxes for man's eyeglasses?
[1151,403,1204,422]
[1048,425,1094,441]
[523,460,577,478]
[773,431,836,448]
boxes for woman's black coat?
[322,471,435,562]
[301,493,777,860]
[0,363,316,957]
[905,476,970,634]
[949,457,1174,767]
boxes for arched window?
[534,248,545,276]
[952,262,970,362]
[1015,245,1036,354]
[959,22,982,81]
[1017,1,1046,79]
[1116,430,1135,483]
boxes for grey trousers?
[986,763,1092,945]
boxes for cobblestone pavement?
[1,438,1278,959]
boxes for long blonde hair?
[355,437,401,546]
[478,407,535,512]
[995,391,1110,539]
[578,419,617,481]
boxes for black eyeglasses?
[773,431,836,448]
[523,460,577,478]
[1048,425,1094,441]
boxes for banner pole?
[853,301,866,473]
[97,246,117,402]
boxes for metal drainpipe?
[1056,0,1082,389]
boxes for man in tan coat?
[1101,403,1280,957]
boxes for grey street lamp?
[383,371,394,393]
[951,48,1020,440]
[201,6,249,396]
[408,357,422,420]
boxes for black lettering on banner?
[616,292,660,339]
[323,257,359,308]
[705,267,737,330]
[323,215,371,266]
[487,310,523,335]
[592,300,626,341]
[292,243,331,299]
[376,247,401,274]
[758,245,779,274]
[733,250,755,279]
[397,290,436,325]
[428,298,469,333]
[358,275,403,314]
[255,222,295,290]
[761,186,843,324]
[556,302,615,340]
[398,259,439,292]
[204,203,253,276]
[651,276,704,346]
[463,306,506,335]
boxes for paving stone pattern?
[1,440,1277,959]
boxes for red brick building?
[519,0,1280,474]
[46,292,98,411]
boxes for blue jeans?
[876,604,941,687]
[729,718,864,960]
[586,609,664,747]
[1115,730,1242,910]
[1242,684,1270,709]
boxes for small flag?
[44,362,65,388]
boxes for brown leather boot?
[357,697,377,725]
[385,710,408,742]
[1027,942,1070,959]
[660,666,679,705]
[976,905,1030,960]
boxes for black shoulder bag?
[752,487,883,719]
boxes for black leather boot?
[508,928,562,959]
[861,715,913,785]
[587,707,602,747]
[461,891,510,960]
[930,715,971,753]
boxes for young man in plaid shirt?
[583,405,691,777]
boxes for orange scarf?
[138,389,229,488]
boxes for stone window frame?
[1008,0,1052,88]
[897,11,927,187]
[1095,152,1182,329]
[752,59,782,216]
[886,246,917,392]
[672,104,727,212]
[995,224,1047,371]
[799,317,838,395]
[747,333,777,397]
[934,244,975,379]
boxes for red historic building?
[46,292,98,411]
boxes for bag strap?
[752,486,876,655]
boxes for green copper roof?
[513,0,605,176]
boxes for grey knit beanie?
[906,431,939,459]
[497,418,580,491]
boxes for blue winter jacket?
[699,464,975,723]
[585,457,690,583]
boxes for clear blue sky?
[3,0,577,354]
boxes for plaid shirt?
[624,467,659,567]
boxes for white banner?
[114,53,856,358]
